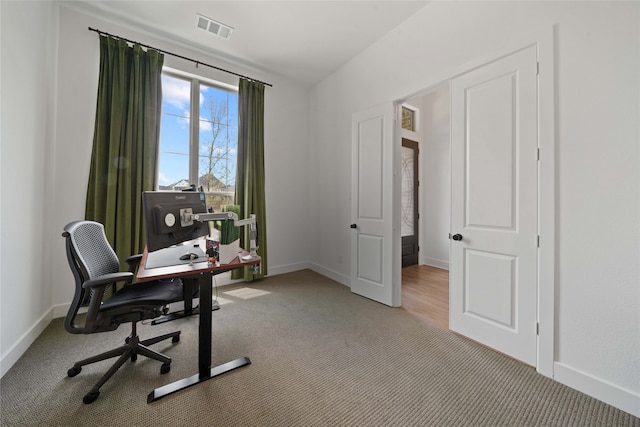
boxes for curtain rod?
[88,27,272,87]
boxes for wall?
[0,1,58,376]
[308,0,639,416]
[411,84,450,270]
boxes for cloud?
[158,172,170,185]
[176,111,190,127]
[162,76,190,110]
[199,118,212,132]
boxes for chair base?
[68,322,180,404]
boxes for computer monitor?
[142,191,211,252]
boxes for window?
[401,105,417,132]
[158,71,238,211]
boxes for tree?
[200,93,235,210]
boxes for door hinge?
[537,148,540,161]
[536,322,540,335]
[536,62,540,75]
[537,235,540,247]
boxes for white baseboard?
[307,262,349,287]
[52,303,72,319]
[554,362,640,418]
[267,262,350,287]
[1,308,53,378]
[420,257,449,270]
[267,261,311,277]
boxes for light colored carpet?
[1,269,638,426]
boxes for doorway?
[400,83,452,328]
[401,138,419,268]
[402,265,449,328]
[398,45,542,368]
[350,36,554,375]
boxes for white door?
[450,46,538,366]
[350,104,397,306]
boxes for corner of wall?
[1,309,53,378]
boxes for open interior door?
[350,104,397,306]
[450,45,539,366]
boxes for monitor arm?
[181,210,258,258]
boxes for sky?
[158,74,238,188]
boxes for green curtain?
[233,78,267,281]
[85,36,164,267]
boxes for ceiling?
[63,1,429,86]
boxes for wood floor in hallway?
[401,264,449,329]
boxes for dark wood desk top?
[137,244,261,282]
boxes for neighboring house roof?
[159,176,234,192]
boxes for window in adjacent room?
[401,105,417,132]
[158,70,238,211]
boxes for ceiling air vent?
[196,14,233,40]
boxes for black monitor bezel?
[142,191,210,252]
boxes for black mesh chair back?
[63,221,121,333]
[69,220,120,281]
[61,220,183,404]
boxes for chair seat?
[100,279,183,312]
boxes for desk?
[137,244,260,403]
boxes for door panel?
[450,46,538,366]
[351,105,395,306]
[465,250,516,327]
[357,235,383,283]
[358,117,384,219]
[465,73,517,230]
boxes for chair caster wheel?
[131,353,137,362]
[67,366,82,377]
[172,335,180,343]
[160,363,171,374]
[83,391,99,404]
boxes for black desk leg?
[199,274,213,375]
[147,273,251,403]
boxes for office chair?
[62,220,184,404]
